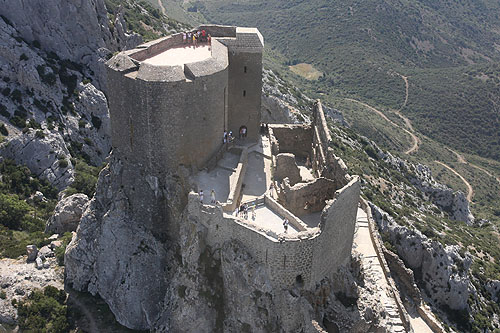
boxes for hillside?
[197,0,500,161]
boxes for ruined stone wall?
[311,101,350,186]
[311,177,360,283]
[191,176,360,291]
[278,177,338,216]
[269,124,313,158]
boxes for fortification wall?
[106,41,229,172]
[190,176,360,290]
[107,67,228,171]
[311,100,350,186]
[311,176,360,283]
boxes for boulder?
[38,245,54,259]
[26,245,38,262]
[35,257,43,270]
[46,193,89,233]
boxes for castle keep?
[106,25,263,171]
[106,26,360,327]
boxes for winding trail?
[434,160,474,202]
[157,0,166,15]
[448,148,500,184]
[344,97,420,155]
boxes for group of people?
[259,123,269,135]
[223,130,234,144]
[199,189,217,204]
[235,203,256,221]
[182,30,211,47]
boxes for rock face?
[370,202,471,311]
[0,257,64,325]
[46,193,89,233]
[1,129,75,190]
[65,151,388,331]
[0,0,140,190]
[0,0,140,90]
[378,150,475,225]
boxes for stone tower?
[105,25,263,173]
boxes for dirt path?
[157,0,166,15]
[434,161,474,202]
[345,98,420,155]
[448,147,500,188]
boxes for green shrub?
[35,130,45,139]
[0,290,6,299]
[19,53,28,61]
[0,193,30,230]
[0,103,9,117]
[55,232,73,266]
[0,123,8,136]
[17,286,70,333]
[10,89,22,103]
[65,159,101,197]
[58,159,68,168]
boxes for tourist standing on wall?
[182,32,186,44]
[211,189,216,204]
[187,31,192,44]
[199,190,204,203]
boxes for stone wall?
[227,51,262,141]
[269,124,313,158]
[278,177,338,216]
[106,62,228,172]
[190,176,360,291]
[106,25,263,173]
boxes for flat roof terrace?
[142,44,212,66]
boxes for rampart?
[189,176,360,291]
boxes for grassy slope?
[198,0,500,160]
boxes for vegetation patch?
[289,63,322,80]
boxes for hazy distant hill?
[197,0,500,160]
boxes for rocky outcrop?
[378,150,474,225]
[0,0,141,90]
[46,193,89,233]
[1,129,75,190]
[0,11,113,188]
[370,202,471,311]
[0,257,64,325]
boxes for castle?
[106,25,360,324]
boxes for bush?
[65,159,101,197]
[55,232,73,266]
[17,286,70,333]
[58,159,68,168]
[0,104,9,118]
[0,290,6,299]
[19,53,28,61]
[0,193,30,230]
[35,130,45,139]
[0,123,8,136]
[10,89,22,103]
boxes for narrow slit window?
[243,90,246,97]
[244,66,247,73]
